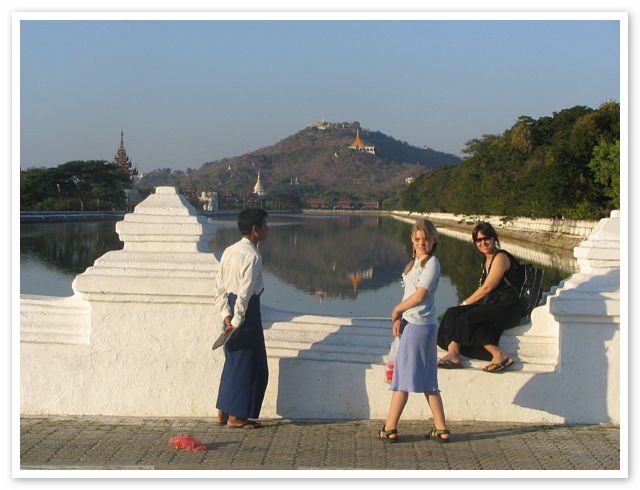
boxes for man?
[213,208,269,429]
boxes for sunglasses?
[474,236,494,244]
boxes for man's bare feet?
[215,410,229,425]
[226,416,263,429]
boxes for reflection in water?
[212,216,575,303]
[21,222,123,274]
[20,216,576,317]
[212,216,409,299]
[435,228,575,301]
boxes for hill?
[138,121,461,205]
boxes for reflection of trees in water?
[437,235,573,301]
[21,218,575,303]
[21,222,123,274]
[215,216,410,298]
[214,216,574,301]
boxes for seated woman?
[436,222,522,373]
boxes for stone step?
[267,346,384,364]
[20,295,90,315]
[266,321,390,336]
[264,318,559,368]
[266,339,388,357]
[266,333,558,370]
[267,346,557,373]
[266,334,556,360]
[20,295,90,345]
[262,310,390,329]
[263,327,391,348]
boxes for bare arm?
[392,287,428,322]
[462,253,511,305]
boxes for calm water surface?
[20,215,575,318]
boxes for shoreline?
[302,209,586,252]
[421,215,584,252]
[20,209,586,252]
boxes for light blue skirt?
[390,322,439,393]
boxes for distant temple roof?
[309,117,331,130]
[114,130,138,179]
[349,129,375,155]
[253,169,265,196]
[351,129,364,148]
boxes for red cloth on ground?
[168,434,207,452]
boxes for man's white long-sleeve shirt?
[213,237,264,329]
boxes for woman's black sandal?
[425,428,450,443]
[378,425,399,443]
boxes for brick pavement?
[19,416,620,471]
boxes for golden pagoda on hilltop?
[349,129,375,155]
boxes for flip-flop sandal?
[482,358,514,373]
[437,360,463,369]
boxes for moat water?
[20,215,576,318]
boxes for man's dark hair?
[237,208,268,236]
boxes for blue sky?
[19,17,621,173]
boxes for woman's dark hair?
[237,208,268,235]
[471,222,500,248]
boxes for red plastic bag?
[168,434,207,452]
[384,337,400,384]
[385,360,395,383]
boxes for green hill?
[138,122,461,205]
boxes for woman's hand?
[392,319,402,337]
[391,307,402,323]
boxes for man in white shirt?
[213,208,269,429]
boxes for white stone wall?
[394,211,599,238]
[20,189,621,423]
[21,187,224,416]
[392,214,578,273]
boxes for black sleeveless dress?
[436,250,523,361]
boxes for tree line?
[21,160,132,211]
[393,102,620,219]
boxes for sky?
[6,1,634,484]
[18,14,621,174]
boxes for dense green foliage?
[398,102,620,219]
[589,138,620,209]
[21,160,131,211]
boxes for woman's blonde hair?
[403,219,439,274]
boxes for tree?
[589,138,620,210]
[392,102,620,219]
[510,116,535,155]
[21,160,130,211]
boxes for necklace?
[485,253,496,273]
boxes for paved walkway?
[20,416,620,471]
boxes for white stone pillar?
[21,187,224,416]
[537,210,620,423]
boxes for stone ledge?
[20,295,90,345]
